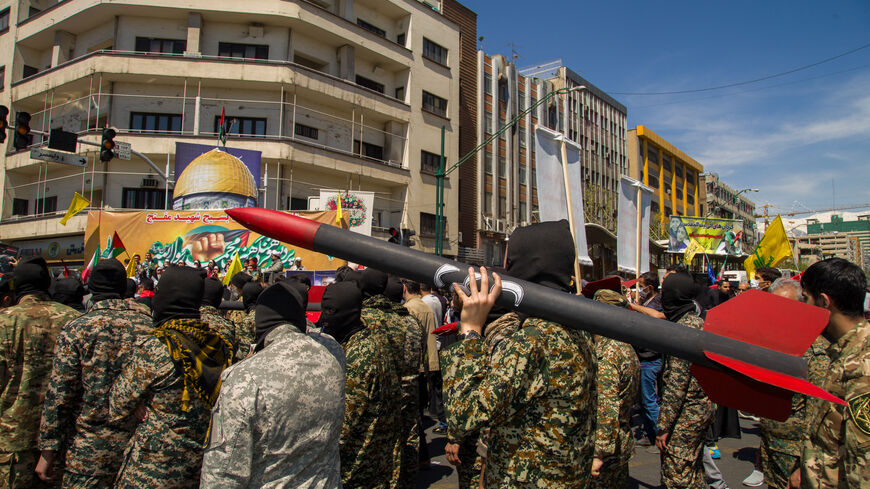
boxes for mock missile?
[225,208,844,420]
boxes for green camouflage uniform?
[592,336,640,489]
[442,317,596,489]
[199,305,235,344]
[759,336,829,489]
[0,294,79,489]
[39,299,152,488]
[233,309,256,360]
[109,319,218,489]
[801,320,870,489]
[657,313,715,489]
[340,296,404,489]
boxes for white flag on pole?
[617,176,654,275]
[534,126,593,266]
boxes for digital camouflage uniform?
[442,317,596,489]
[759,336,829,489]
[200,305,235,345]
[109,319,221,489]
[800,319,870,489]
[39,299,152,489]
[0,294,79,489]
[340,296,404,489]
[592,336,640,489]
[657,313,715,489]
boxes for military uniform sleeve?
[845,375,870,488]
[200,368,257,489]
[594,342,619,459]
[39,327,82,451]
[657,354,691,434]
[342,337,380,443]
[108,335,174,423]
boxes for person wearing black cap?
[441,220,598,488]
[109,265,234,489]
[35,258,152,487]
[0,257,80,488]
[201,281,345,488]
[200,277,235,345]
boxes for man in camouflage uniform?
[657,272,715,489]
[443,221,597,488]
[788,258,870,488]
[109,266,233,489]
[232,281,262,360]
[590,290,640,489]
[752,278,830,489]
[36,259,152,488]
[0,257,80,488]
[200,277,235,343]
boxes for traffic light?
[100,128,116,162]
[401,228,415,247]
[13,112,32,151]
[388,227,401,245]
[0,106,8,145]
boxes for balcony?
[0,211,88,241]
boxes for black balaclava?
[506,220,575,292]
[152,266,205,326]
[87,258,127,303]
[319,281,363,344]
[242,282,264,312]
[13,257,51,298]
[255,281,306,348]
[661,273,699,322]
[125,278,137,299]
[358,268,388,299]
[231,272,252,291]
[334,265,355,282]
[52,277,85,310]
[201,277,225,309]
[384,276,404,303]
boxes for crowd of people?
[0,218,867,489]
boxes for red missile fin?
[225,208,322,250]
[690,363,793,421]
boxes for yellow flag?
[744,215,793,280]
[684,238,703,265]
[222,253,244,286]
[335,191,343,225]
[60,192,91,226]
[126,258,137,278]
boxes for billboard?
[668,216,745,256]
[319,190,375,236]
[84,210,346,271]
[173,142,262,210]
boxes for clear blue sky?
[466,0,870,216]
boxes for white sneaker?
[742,469,764,487]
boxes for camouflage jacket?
[200,305,235,344]
[760,336,830,456]
[0,294,79,452]
[441,317,597,488]
[39,299,152,476]
[109,319,222,489]
[201,324,345,489]
[657,313,714,435]
[341,299,404,489]
[234,309,256,360]
[594,336,640,462]
[801,320,870,489]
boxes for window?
[484,150,493,175]
[422,38,447,65]
[130,112,182,133]
[519,201,527,220]
[218,42,268,60]
[11,198,27,216]
[498,195,506,218]
[422,91,447,117]
[294,53,327,72]
[0,8,9,33]
[289,197,308,210]
[519,164,526,184]
[396,33,406,46]
[135,37,186,54]
[518,89,525,110]
[420,212,445,237]
[484,73,492,94]
[497,80,508,102]
[35,196,57,214]
[421,150,442,174]
[395,86,405,101]
[687,193,695,206]
[357,19,385,38]
[295,123,318,140]
[498,112,505,135]
[354,140,384,160]
[355,75,384,94]
[123,188,170,209]
[519,130,526,148]
[213,116,266,136]
[484,191,492,216]
[22,65,39,78]
[647,146,659,164]
[497,155,506,177]
[0,66,4,92]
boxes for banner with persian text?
[667,216,745,256]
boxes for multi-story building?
[700,173,758,253]
[472,55,627,265]
[806,213,870,271]
[792,232,863,269]
[0,0,463,265]
[627,125,703,239]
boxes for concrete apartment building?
[0,0,463,264]
[700,172,758,253]
[472,55,627,266]
[792,232,863,270]
[806,213,870,271]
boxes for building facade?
[1,0,463,264]
[792,232,863,270]
[806,213,870,271]
[700,173,758,253]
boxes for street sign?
[114,141,131,160]
[30,148,87,167]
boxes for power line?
[611,42,870,96]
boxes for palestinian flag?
[82,247,99,284]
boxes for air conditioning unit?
[495,219,506,233]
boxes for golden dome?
[174,149,257,198]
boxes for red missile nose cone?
[225,208,321,250]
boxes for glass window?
[519,164,526,183]
[218,42,269,60]
[498,195,506,218]
[0,66,4,92]
[355,75,385,94]
[123,188,170,209]
[498,79,508,102]
[484,191,492,216]
[130,112,182,133]
[357,19,386,37]
[519,130,526,148]
[0,8,10,33]
[420,212,445,237]
[422,38,448,65]
[214,116,267,137]
[422,91,447,117]
[35,196,57,214]
[421,150,443,174]
[647,146,659,164]
[498,155,506,177]
[484,73,492,94]
[354,140,384,160]
[485,150,493,175]
[295,123,318,140]
[519,200,527,220]
[518,89,525,110]
[395,86,405,101]
[11,198,28,216]
[135,37,186,54]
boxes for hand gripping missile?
[225,208,845,420]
